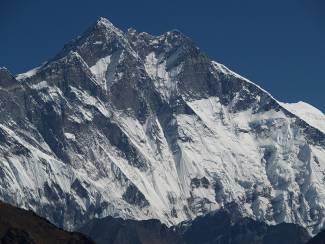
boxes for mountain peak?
[95,17,123,34]
[96,17,114,28]
[52,17,130,66]
[97,16,112,24]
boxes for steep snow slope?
[280,101,325,133]
[0,18,324,235]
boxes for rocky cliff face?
[0,17,324,234]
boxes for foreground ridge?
[0,201,93,243]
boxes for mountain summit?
[0,17,324,235]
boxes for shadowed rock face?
[79,216,184,244]
[179,209,311,244]
[0,202,93,244]
[79,208,311,244]
[0,68,18,88]
[307,230,325,244]
[0,17,324,236]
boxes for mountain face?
[0,17,324,234]
[0,201,93,243]
[79,207,310,244]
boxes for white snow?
[30,80,48,90]
[16,66,41,80]
[90,55,111,83]
[280,101,325,133]
[70,86,110,118]
[144,52,182,100]
[64,132,76,141]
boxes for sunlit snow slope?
[280,101,325,133]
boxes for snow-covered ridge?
[280,101,325,133]
[16,66,41,81]
[211,61,324,134]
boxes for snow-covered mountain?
[0,17,324,235]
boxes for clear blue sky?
[1,0,324,111]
